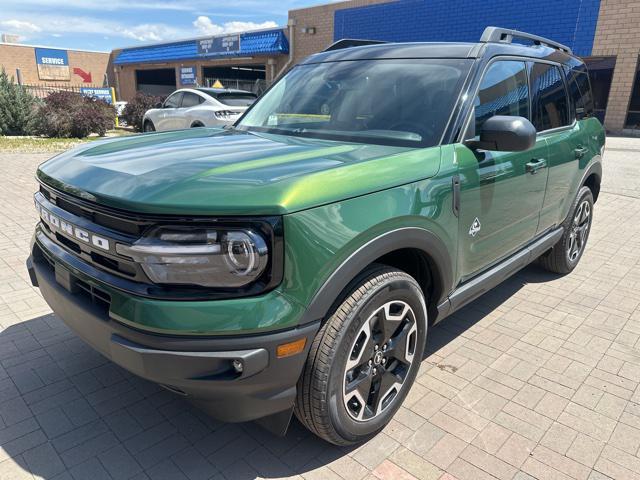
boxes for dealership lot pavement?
[1,137,640,480]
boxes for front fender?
[282,172,458,327]
[298,226,453,326]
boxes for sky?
[0,0,330,51]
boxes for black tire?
[143,120,155,132]
[538,185,594,274]
[294,265,427,445]
[191,122,204,128]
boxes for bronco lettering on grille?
[35,199,111,251]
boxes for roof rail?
[323,38,387,52]
[480,26,572,54]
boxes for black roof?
[301,41,577,66]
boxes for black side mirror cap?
[465,115,536,152]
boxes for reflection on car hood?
[37,128,442,215]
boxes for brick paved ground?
[0,138,639,480]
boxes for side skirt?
[436,227,564,321]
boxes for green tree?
[0,69,37,135]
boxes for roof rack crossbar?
[480,26,572,54]
[323,38,387,52]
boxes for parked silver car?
[142,88,257,132]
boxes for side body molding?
[299,227,454,326]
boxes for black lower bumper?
[27,252,319,425]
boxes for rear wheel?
[539,186,594,274]
[143,120,155,132]
[294,266,427,445]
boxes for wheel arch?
[581,160,602,202]
[300,228,454,327]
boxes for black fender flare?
[579,159,602,200]
[298,227,454,326]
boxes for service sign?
[197,34,240,56]
[180,66,197,85]
[35,48,70,81]
[80,87,113,104]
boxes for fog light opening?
[232,359,244,373]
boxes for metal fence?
[21,83,107,99]
[202,77,270,95]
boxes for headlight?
[116,226,268,288]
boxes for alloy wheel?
[567,199,591,262]
[342,300,418,421]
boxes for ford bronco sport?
[27,27,604,445]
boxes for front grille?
[39,216,142,281]
[39,184,152,236]
[36,244,111,312]
[35,181,285,301]
[36,188,151,283]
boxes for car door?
[529,61,579,232]
[456,59,549,280]
[157,92,183,131]
[179,92,203,128]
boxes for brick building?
[110,29,290,101]
[289,0,626,132]
[0,42,110,89]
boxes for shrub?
[31,91,115,138]
[122,92,165,132]
[0,69,38,135]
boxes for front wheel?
[294,266,427,445]
[538,186,594,274]
[143,120,155,132]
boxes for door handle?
[526,158,547,174]
[575,146,588,159]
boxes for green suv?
[27,27,604,445]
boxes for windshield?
[237,58,471,147]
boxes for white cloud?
[0,19,42,33]
[0,12,280,47]
[193,16,278,36]
[119,23,187,42]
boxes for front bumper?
[27,241,319,424]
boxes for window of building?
[529,62,570,131]
[584,57,616,125]
[474,60,529,135]
[136,68,177,96]
[625,57,640,129]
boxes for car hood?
[37,128,442,215]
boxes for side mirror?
[155,102,164,109]
[465,115,536,152]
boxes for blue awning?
[114,29,288,65]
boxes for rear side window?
[565,65,595,120]
[474,60,529,135]
[181,92,202,108]
[530,63,570,131]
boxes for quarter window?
[181,92,202,108]
[530,63,570,131]
[474,61,529,135]
[566,68,594,121]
